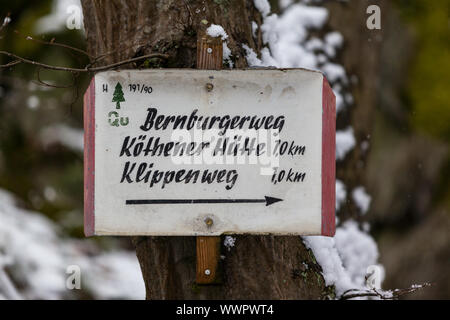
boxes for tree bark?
[81,0,383,299]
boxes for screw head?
[204,217,213,226]
[205,83,214,92]
[204,269,211,276]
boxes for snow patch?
[352,186,372,215]
[334,221,379,287]
[206,24,233,68]
[252,21,258,38]
[243,4,349,114]
[260,5,328,69]
[324,31,343,57]
[35,0,84,34]
[77,251,144,299]
[322,62,347,83]
[303,235,354,296]
[336,127,356,160]
[335,179,346,211]
[247,1,381,299]
[279,0,293,10]
[304,220,379,297]
[40,124,84,152]
[27,96,40,110]
[0,189,145,299]
[206,24,228,40]
[224,236,236,251]
[254,0,271,17]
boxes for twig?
[34,66,77,89]
[85,39,156,68]
[340,283,432,300]
[0,51,169,73]
[14,31,93,58]
[1,60,21,68]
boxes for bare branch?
[14,30,93,58]
[34,67,77,89]
[86,40,153,68]
[1,60,21,68]
[340,283,432,300]
[0,50,169,73]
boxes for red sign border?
[84,78,95,237]
[321,77,336,236]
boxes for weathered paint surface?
[84,69,335,236]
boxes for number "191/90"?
[129,84,153,94]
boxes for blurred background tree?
[0,0,90,237]
[365,0,450,299]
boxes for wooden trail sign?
[83,68,336,237]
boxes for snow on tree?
[242,0,381,297]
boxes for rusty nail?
[205,217,213,226]
[205,83,214,92]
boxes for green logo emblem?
[108,82,128,126]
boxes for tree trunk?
[81,0,383,299]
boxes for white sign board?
[84,69,335,236]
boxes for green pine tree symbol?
[112,82,125,109]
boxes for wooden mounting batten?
[195,34,222,285]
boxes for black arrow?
[125,196,283,207]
